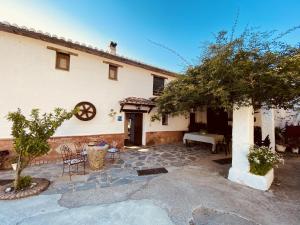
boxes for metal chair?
[60,144,86,180]
[74,142,88,161]
[216,136,231,155]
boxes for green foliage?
[150,114,161,122]
[248,145,282,176]
[7,108,74,158]
[7,108,74,189]
[16,176,32,190]
[156,28,300,115]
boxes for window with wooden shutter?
[56,52,70,71]
[162,113,168,125]
[153,76,165,95]
[108,64,118,80]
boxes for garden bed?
[0,178,50,200]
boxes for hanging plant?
[108,109,117,118]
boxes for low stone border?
[0,178,50,200]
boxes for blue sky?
[1,0,300,73]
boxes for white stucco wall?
[0,32,189,139]
[253,108,300,129]
[274,108,300,128]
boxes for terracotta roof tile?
[119,97,155,106]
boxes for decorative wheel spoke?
[74,102,97,121]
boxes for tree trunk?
[13,154,22,190]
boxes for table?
[183,132,224,152]
[107,148,120,161]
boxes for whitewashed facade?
[0,23,189,160]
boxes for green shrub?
[16,176,32,190]
[7,108,74,190]
[248,146,283,176]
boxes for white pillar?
[261,108,275,152]
[229,105,254,175]
[228,105,274,190]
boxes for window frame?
[162,113,168,126]
[153,75,166,96]
[108,64,118,80]
[55,52,70,71]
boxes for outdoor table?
[183,132,224,153]
[107,148,120,161]
[87,144,109,170]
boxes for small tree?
[7,108,74,190]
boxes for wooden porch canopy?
[119,97,155,113]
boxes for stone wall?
[146,131,185,146]
[0,133,124,166]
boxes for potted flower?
[248,145,283,176]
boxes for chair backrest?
[74,142,88,155]
[60,144,72,161]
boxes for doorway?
[207,108,229,135]
[124,113,143,146]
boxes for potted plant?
[248,145,283,176]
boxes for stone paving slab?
[0,194,65,225]
[38,144,220,196]
[0,193,174,225]
[191,207,258,225]
[18,200,174,225]
[59,181,148,207]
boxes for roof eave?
[0,22,180,77]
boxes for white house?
[0,22,189,162]
[1,22,298,190]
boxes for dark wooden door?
[207,108,228,135]
[134,113,143,145]
[126,113,143,146]
[189,113,196,131]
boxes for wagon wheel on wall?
[74,102,97,121]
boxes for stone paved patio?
[0,143,299,225]
[0,143,225,195]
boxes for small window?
[108,64,118,80]
[56,52,70,71]
[153,76,165,95]
[162,113,168,125]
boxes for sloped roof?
[119,97,155,106]
[0,21,178,77]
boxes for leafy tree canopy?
[156,29,300,116]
